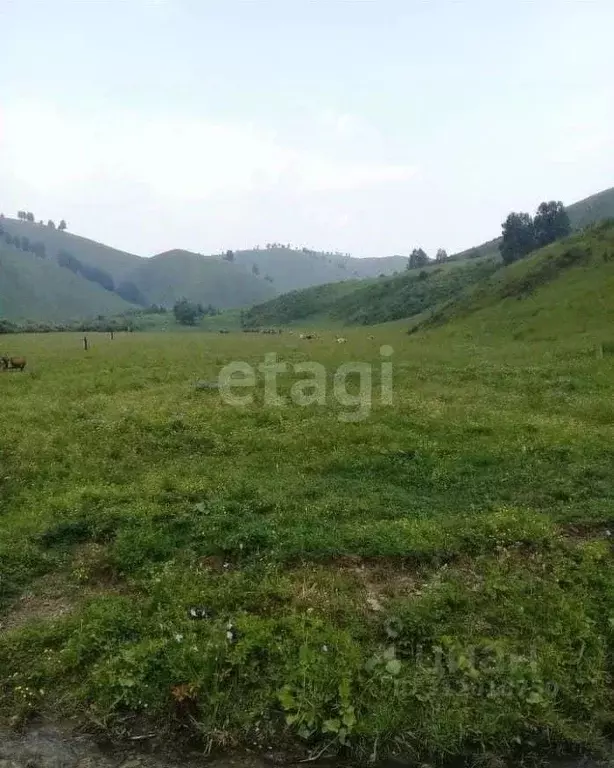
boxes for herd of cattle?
[0,356,27,371]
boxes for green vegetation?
[421,219,614,337]
[244,258,496,328]
[500,202,570,265]
[0,243,133,323]
[127,249,275,310]
[2,223,614,763]
[2,186,613,327]
[451,186,614,265]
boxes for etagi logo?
[218,345,394,422]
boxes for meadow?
[1,327,614,764]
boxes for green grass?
[244,258,497,328]
[420,219,614,339]
[0,243,134,322]
[1,310,614,762]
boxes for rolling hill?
[0,218,140,284]
[1,185,612,325]
[448,186,614,264]
[125,250,275,309]
[0,242,133,323]
[243,257,498,328]
[230,247,407,293]
[416,219,614,340]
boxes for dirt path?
[0,724,609,768]
[0,725,267,768]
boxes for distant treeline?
[0,306,168,335]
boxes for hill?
[0,218,140,284]
[417,219,614,340]
[125,250,275,309]
[229,247,406,293]
[449,186,614,264]
[243,257,497,328]
[0,242,133,323]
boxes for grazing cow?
[336,337,347,344]
[5,356,26,371]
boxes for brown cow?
[7,357,27,371]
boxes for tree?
[17,211,26,222]
[31,242,46,258]
[407,248,429,269]
[58,219,67,231]
[173,299,204,326]
[116,281,147,306]
[47,220,56,229]
[500,212,536,265]
[435,248,448,263]
[251,263,260,276]
[223,249,235,262]
[26,212,34,222]
[20,236,30,252]
[533,200,570,248]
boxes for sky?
[1,0,613,259]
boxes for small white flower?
[322,645,328,653]
[174,633,184,643]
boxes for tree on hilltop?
[58,219,67,231]
[435,248,448,263]
[534,201,570,248]
[407,248,429,269]
[500,212,535,265]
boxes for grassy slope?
[0,219,141,283]
[244,257,497,327]
[450,185,614,263]
[0,244,134,322]
[421,220,614,339]
[231,248,406,294]
[126,250,276,309]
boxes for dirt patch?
[288,558,428,618]
[0,567,127,635]
[0,723,607,768]
[0,723,269,768]
[559,521,614,541]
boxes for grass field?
[1,326,614,764]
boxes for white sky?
[1,0,613,258]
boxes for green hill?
[126,249,275,309]
[243,257,497,328]
[449,186,614,264]
[0,242,133,323]
[418,219,614,341]
[230,247,406,293]
[0,218,140,284]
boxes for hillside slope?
[231,248,406,293]
[0,243,133,322]
[0,218,141,284]
[127,250,276,309]
[449,186,614,263]
[419,220,614,340]
[243,257,497,327]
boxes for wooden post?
[110,330,114,341]
[84,336,88,351]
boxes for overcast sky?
[2,0,613,258]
